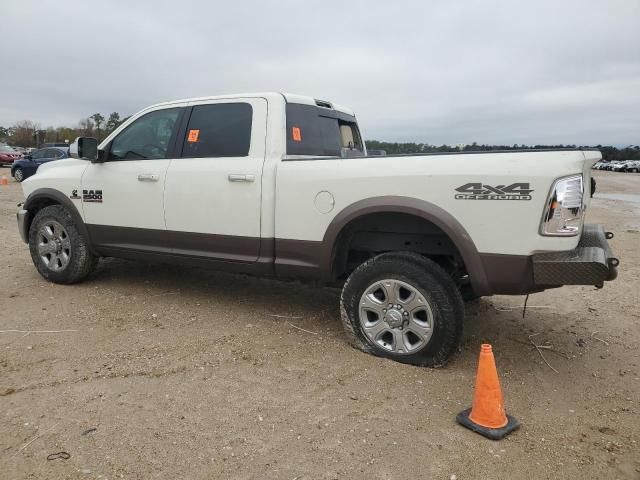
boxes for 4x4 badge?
[455,182,533,200]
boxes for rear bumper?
[532,224,618,287]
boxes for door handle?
[228,174,256,183]
[137,174,159,182]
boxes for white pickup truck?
[16,92,618,366]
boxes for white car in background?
[623,160,640,173]
[611,162,626,172]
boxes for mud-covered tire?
[28,205,98,284]
[340,252,464,367]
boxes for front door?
[163,98,267,262]
[81,105,184,251]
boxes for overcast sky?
[2,0,639,146]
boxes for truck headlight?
[540,175,585,236]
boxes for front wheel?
[28,205,99,284]
[340,252,464,367]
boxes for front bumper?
[17,204,29,243]
[532,224,618,287]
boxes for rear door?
[163,97,267,262]
[81,105,185,250]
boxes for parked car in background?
[592,161,605,169]
[39,142,70,149]
[611,161,632,172]
[624,160,640,173]
[11,147,69,182]
[601,162,617,171]
[0,144,23,165]
[367,149,387,156]
[11,146,27,155]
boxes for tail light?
[540,175,585,236]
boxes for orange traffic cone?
[0,176,8,185]
[456,344,519,440]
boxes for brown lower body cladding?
[478,253,539,295]
[82,224,616,296]
[87,225,330,280]
[479,225,617,294]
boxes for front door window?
[108,108,180,160]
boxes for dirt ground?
[0,170,638,480]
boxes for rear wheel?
[13,168,24,182]
[340,252,464,367]
[28,205,99,284]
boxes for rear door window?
[181,103,253,158]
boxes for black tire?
[13,168,24,182]
[28,205,98,284]
[340,252,464,367]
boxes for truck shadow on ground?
[93,257,344,329]
[88,257,570,368]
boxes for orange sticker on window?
[187,129,200,143]
[292,127,302,142]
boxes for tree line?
[365,141,640,161]
[0,115,637,162]
[0,112,128,148]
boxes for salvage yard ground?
[0,171,638,479]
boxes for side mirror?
[69,137,99,161]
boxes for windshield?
[0,145,16,152]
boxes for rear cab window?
[286,103,364,158]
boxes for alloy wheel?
[358,279,435,355]
[37,220,71,271]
